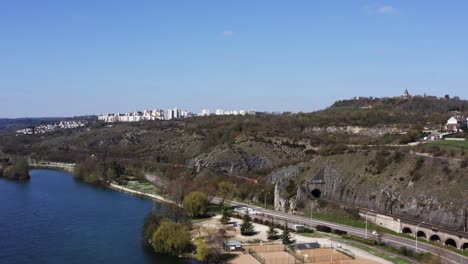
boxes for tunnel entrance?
[402,227,412,235]
[311,189,321,198]
[429,235,441,242]
[445,238,457,248]
[416,231,426,239]
[462,243,468,250]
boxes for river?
[0,169,190,264]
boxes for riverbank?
[108,182,175,204]
[29,161,75,173]
[0,169,178,264]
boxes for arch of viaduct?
[401,224,468,250]
[358,211,468,250]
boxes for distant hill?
[306,95,468,127]
[0,117,94,135]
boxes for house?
[223,240,243,252]
[446,116,468,132]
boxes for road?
[216,198,467,264]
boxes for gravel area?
[195,216,392,264]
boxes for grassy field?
[310,212,381,231]
[428,139,468,150]
[344,241,416,264]
[124,180,160,195]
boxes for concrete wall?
[359,212,401,233]
[359,212,468,249]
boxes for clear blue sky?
[1,1,468,118]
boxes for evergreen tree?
[240,214,255,236]
[219,207,231,225]
[267,222,278,240]
[281,222,292,245]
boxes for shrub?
[334,229,347,235]
[298,227,314,234]
[316,225,332,233]
[195,239,208,261]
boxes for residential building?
[199,109,210,116]
[446,116,468,132]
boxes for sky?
[1,0,468,118]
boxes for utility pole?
[415,221,425,253]
[310,203,313,226]
[365,211,370,239]
[462,246,464,264]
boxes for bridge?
[400,219,468,250]
[356,209,468,250]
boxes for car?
[371,230,380,236]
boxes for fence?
[249,248,266,264]
[246,243,353,264]
[335,248,355,259]
[294,248,353,263]
[245,244,286,253]
[248,244,300,264]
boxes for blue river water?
[0,169,189,264]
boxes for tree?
[2,158,30,180]
[267,222,279,240]
[105,160,125,182]
[142,214,165,248]
[281,222,292,245]
[217,181,236,206]
[183,191,209,218]
[220,207,231,225]
[205,228,225,262]
[195,238,208,261]
[240,214,255,236]
[13,158,30,180]
[152,219,191,256]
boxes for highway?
[215,198,468,264]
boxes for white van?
[293,224,305,232]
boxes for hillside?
[271,149,468,230]
[322,95,468,127]
[1,95,467,230]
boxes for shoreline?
[108,182,175,204]
[30,166,175,204]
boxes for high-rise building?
[167,109,174,120]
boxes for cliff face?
[271,151,468,230]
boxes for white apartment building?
[199,109,210,116]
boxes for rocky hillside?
[270,149,468,230]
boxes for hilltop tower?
[402,89,411,99]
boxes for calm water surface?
[0,169,189,264]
